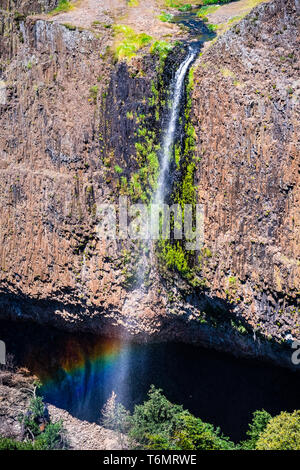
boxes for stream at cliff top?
[1,320,300,442]
[171,6,217,44]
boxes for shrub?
[101,391,130,434]
[129,385,184,446]
[114,165,123,174]
[158,12,174,23]
[0,423,67,450]
[0,436,35,450]
[21,396,46,438]
[101,391,130,449]
[256,410,300,450]
[34,421,67,450]
[113,25,152,61]
[49,0,73,15]
[239,410,272,449]
[172,414,235,450]
[20,394,68,449]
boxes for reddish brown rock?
[192,0,299,342]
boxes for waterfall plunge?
[153,46,197,207]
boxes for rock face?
[0,3,170,336]
[192,0,300,343]
[0,369,34,439]
[0,0,299,368]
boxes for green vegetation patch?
[128,124,160,203]
[207,23,218,32]
[2,386,298,451]
[49,0,74,15]
[202,0,230,5]
[150,41,173,63]
[159,241,190,277]
[197,5,220,19]
[119,50,174,205]
[0,384,68,450]
[178,4,193,11]
[0,437,35,450]
[158,12,174,23]
[114,164,123,174]
[113,25,152,61]
[100,386,300,450]
[157,67,201,284]
[239,410,272,449]
[256,411,300,450]
[102,385,235,450]
[174,67,197,208]
[89,85,98,103]
[164,0,202,7]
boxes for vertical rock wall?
[192,0,299,342]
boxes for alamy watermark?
[96,197,204,251]
[0,340,5,365]
[0,81,6,106]
[291,340,300,366]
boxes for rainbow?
[27,335,133,416]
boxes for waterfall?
[153,46,197,207]
[121,46,200,400]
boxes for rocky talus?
[0,369,124,449]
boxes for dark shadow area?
[1,319,299,442]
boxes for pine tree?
[101,391,118,430]
[100,391,130,449]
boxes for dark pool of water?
[1,320,299,442]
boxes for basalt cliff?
[0,0,299,368]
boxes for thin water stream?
[153,46,197,206]
[153,8,215,206]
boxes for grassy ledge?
[48,0,74,16]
